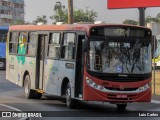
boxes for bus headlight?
[86,77,104,91]
[137,83,151,92]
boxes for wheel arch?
[61,77,70,96]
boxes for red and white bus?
[6,24,152,110]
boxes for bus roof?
[9,24,150,31]
[0,26,9,31]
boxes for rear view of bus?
[0,26,8,70]
[83,25,152,110]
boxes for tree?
[33,15,47,25]
[156,13,160,20]
[50,1,67,23]
[123,13,160,25]
[10,20,25,25]
[123,19,138,25]
[145,15,159,24]
[73,7,97,23]
[50,1,98,24]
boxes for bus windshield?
[88,27,152,74]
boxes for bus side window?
[9,32,18,54]
[27,32,37,56]
[47,33,61,58]
[61,33,76,60]
[18,32,27,55]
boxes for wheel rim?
[24,80,29,96]
[66,86,71,105]
[0,62,4,68]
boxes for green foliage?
[33,15,47,24]
[74,7,97,23]
[10,20,25,25]
[123,19,138,25]
[50,1,97,23]
[123,13,160,25]
[50,1,67,23]
[145,15,160,24]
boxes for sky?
[24,0,160,24]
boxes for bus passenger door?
[36,34,47,90]
[75,31,87,97]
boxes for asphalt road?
[0,70,160,120]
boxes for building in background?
[147,22,160,36]
[0,0,24,26]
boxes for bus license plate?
[117,95,127,98]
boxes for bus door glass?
[36,34,48,90]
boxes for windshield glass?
[88,40,151,74]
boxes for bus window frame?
[17,31,28,56]
[26,31,38,57]
[60,32,77,62]
[46,31,62,60]
[9,31,19,55]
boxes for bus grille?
[104,87,138,91]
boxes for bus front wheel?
[24,75,34,99]
[116,104,127,111]
[66,83,76,108]
[24,75,42,99]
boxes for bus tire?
[24,75,35,99]
[24,75,42,99]
[66,82,76,108]
[116,104,127,111]
[0,59,6,70]
[34,92,42,99]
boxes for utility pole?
[138,7,146,26]
[68,0,73,24]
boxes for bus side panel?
[6,55,19,85]
[58,61,75,97]
[19,57,37,89]
[6,56,37,88]
[44,59,59,95]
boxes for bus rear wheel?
[0,59,6,70]
[24,75,42,99]
[66,83,76,108]
[116,104,127,111]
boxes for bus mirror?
[82,39,87,52]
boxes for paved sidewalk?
[152,95,160,101]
